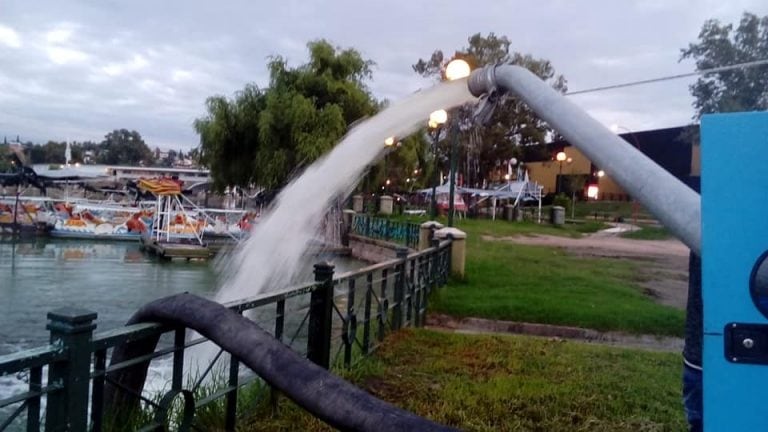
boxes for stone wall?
[348,234,403,263]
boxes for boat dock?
[140,237,213,261]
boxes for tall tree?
[97,129,153,165]
[194,40,378,191]
[0,143,12,172]
[414,33,567,187]
[681,12,768,118]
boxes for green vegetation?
[246,329,685,431]
[573,200,652,220]
[5,129,155,166]
[431,219,685,336]
[621,226,671,240]
[682,12,768,119]
[382,214,606,237]
[194,40,382,191]
[414,33,567,189]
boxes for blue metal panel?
[702,112,768,431]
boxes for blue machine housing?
[702,111,768,430]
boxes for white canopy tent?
[418,172,543,222]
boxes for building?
[521,125,700,200]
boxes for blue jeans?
[682,364,702,432]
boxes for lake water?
[0,238,362,356]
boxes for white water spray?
[214,79,475,302]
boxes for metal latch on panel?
[725,323,768,364]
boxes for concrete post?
[352,194,364,213]
[379,195,393,215]
[418,221,444,251]
[434,227,467,280]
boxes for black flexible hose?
[105,293,458,431]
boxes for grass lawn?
[621,226,671,240]
[386,214,606,238]
[245,329,686,431]
[430,219,684,336]
[573,201,653,220]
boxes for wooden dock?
[140,237,213,260]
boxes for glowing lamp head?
[429,109,448,126]
[445,59,471,81]
[597,170,605,178]
[587,184,599,199]
[556,151,567,162]
[384,137,395,146]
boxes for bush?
[552,193,572,216]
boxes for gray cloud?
[1,0,766,149]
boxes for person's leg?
[682,363,702,432]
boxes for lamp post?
[428,110,447,219]
[555,151,566,194]
[610,124,641,222]
[444,59,471,227]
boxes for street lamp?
[444,59,470,227]
[445,59,471,81]
[429,110,447,219]
[556,151,566,194]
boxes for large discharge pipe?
[104,293,457,432]
[468,65,701,254]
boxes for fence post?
[419,221,444,251]
[430,238,440,290]
[308,262,335,369]
[434,227,467,280]
[46,308,97,432]
[393,247,408,330]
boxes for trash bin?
[550,206,565,226]
[504,204,515,221]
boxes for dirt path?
[483,225,690,309]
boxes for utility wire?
[566,58,768,96]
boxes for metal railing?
[350,214,421,249]
[0,239,451,431]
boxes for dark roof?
[521,125,699,181]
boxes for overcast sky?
[1,0,766,150]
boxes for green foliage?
[681,12,768,118]
[360,134,431,193]
[12,135,151,166]
[96,129,153,165]
[0,144,12,172]
[552,193,572,215]
[414,33,567,187]
[248,329,685,431]
[432,219,685,336]
[574,200,651,220]
[194,40,377,191]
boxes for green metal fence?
[350,214,421,249]
[0,239,451,431]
